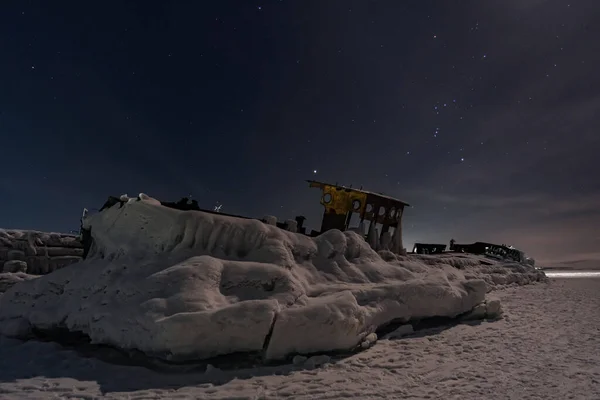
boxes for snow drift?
[0,195,546,362]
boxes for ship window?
[352,199,361,211]
[323,193,332,204]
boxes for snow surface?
[0,272,38,294]
[0,278,597,399]
[0,195,545,363]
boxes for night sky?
[1,1,598,266]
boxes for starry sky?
[1,1,599,267]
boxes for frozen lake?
[2,279,599,399]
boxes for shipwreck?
[450,241,535,265]
[82,180,411,258]
[412,239,535,266]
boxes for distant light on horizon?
[544,271,600,278]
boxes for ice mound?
[408,254,547,291]
[0,229,83,275]
[0,195,543,362]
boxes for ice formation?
[0,229,83,275]
[0,194,546,362]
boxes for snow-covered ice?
[0,272,38,294]
[0,278,597,399]
[0,195,545,366]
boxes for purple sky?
[0,0,598,266]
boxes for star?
[3,0,596,271]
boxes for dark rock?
[7,250,25,261]
[3,260,28,273]
[25,256,50,275]
[46,247,84,257]
[49,256,82,271]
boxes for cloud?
[445,192,599,217]
[401,183,600,262]
[392,6,600,262]
[411,191,542,209]
[414,91,600,198]
[538,251,600,270]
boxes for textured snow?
[0,278,597,399]
[0,272,38,295]
[0,194,545,362]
